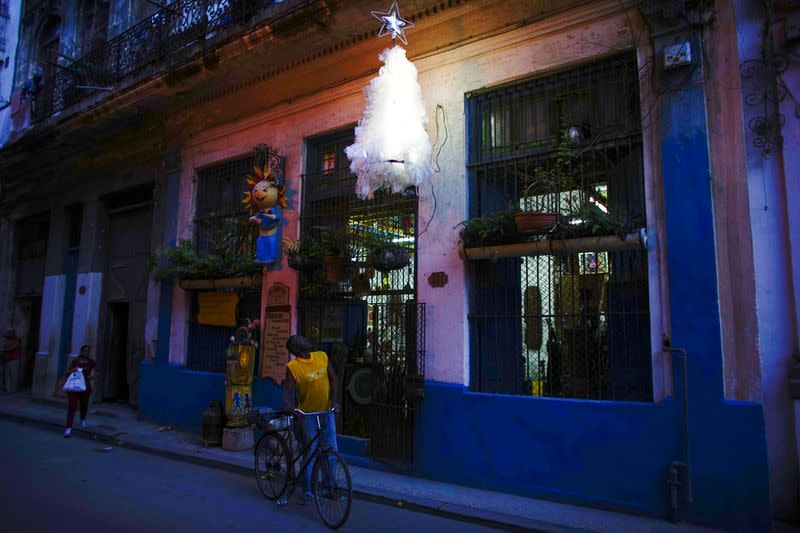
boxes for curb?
[0,410,555,533]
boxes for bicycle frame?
[274,411,335,492]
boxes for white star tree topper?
[345,3,433,199]
[371,1,414,45]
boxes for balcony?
[30,0,309,123]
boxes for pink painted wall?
[707,0,762,402]
[169,4,672,395]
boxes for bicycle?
[251,407,352,529]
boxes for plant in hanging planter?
[362,231,412,272]
[284,237,323,272]
[320,227,351,283]
[457,203,522,249]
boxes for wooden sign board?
[260,283,292,382]
[197,292,239,327]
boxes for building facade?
[0,0,798,530]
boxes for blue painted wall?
[155,153,181,364]
[418,379,769,530]
[415,63,771,531]
[139,362,283,431]
[657,76,771,530]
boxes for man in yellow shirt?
[283,334,339,505]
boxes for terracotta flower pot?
[514,212,558,234]
[323,255,345,283]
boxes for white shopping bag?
[62,368,86,392]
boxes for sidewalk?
[0,391,720,533]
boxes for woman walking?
[63,345,96,438]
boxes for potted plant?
[515,133,581,234]
[321,227,350,283]
[284,237,323,271]
[363,232,412,272]
[458,203,522,249]
[553,204,642,240]
[515,179,560,234]
[149,216,262,282]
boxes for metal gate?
[298,129,424,467]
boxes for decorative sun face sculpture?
[243,165,288,265]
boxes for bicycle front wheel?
[312,449,352,529]
[254,432,290,501]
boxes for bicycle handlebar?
[293,407,336,416]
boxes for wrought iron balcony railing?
[31,0,306,123]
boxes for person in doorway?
[282,335,339,505]
[1,330,22,393]
[63,345,96,438]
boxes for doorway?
[13,297,42,389]
[299,128,423,469]
[104,302,129,403]
[100,185,153,406]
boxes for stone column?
[32,207,67,399]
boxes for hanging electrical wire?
[417,104,448,238]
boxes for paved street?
[0,418,507,533]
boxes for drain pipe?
[664,342,692,522]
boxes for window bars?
[467,52,653,402]
[185,155,258,373]
[195,154,257,256]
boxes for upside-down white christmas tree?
[346,3,433,200]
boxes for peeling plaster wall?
[173,5,655,389]
[735,0,800,521]
[141,1,778,526]
[32,274,65,398]
[69,272,102,357]
[782,29,800,524]
[706,0,761,402]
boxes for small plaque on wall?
[428,272,448,288]
[267,283,290,307]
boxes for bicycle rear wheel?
[312,449,352,529]
[254,432,290,501]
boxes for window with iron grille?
[186,288,262,373]
[299,128,418,314]
[195,155,257,254]
[186,155,260,373]
[467,52,653,402]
